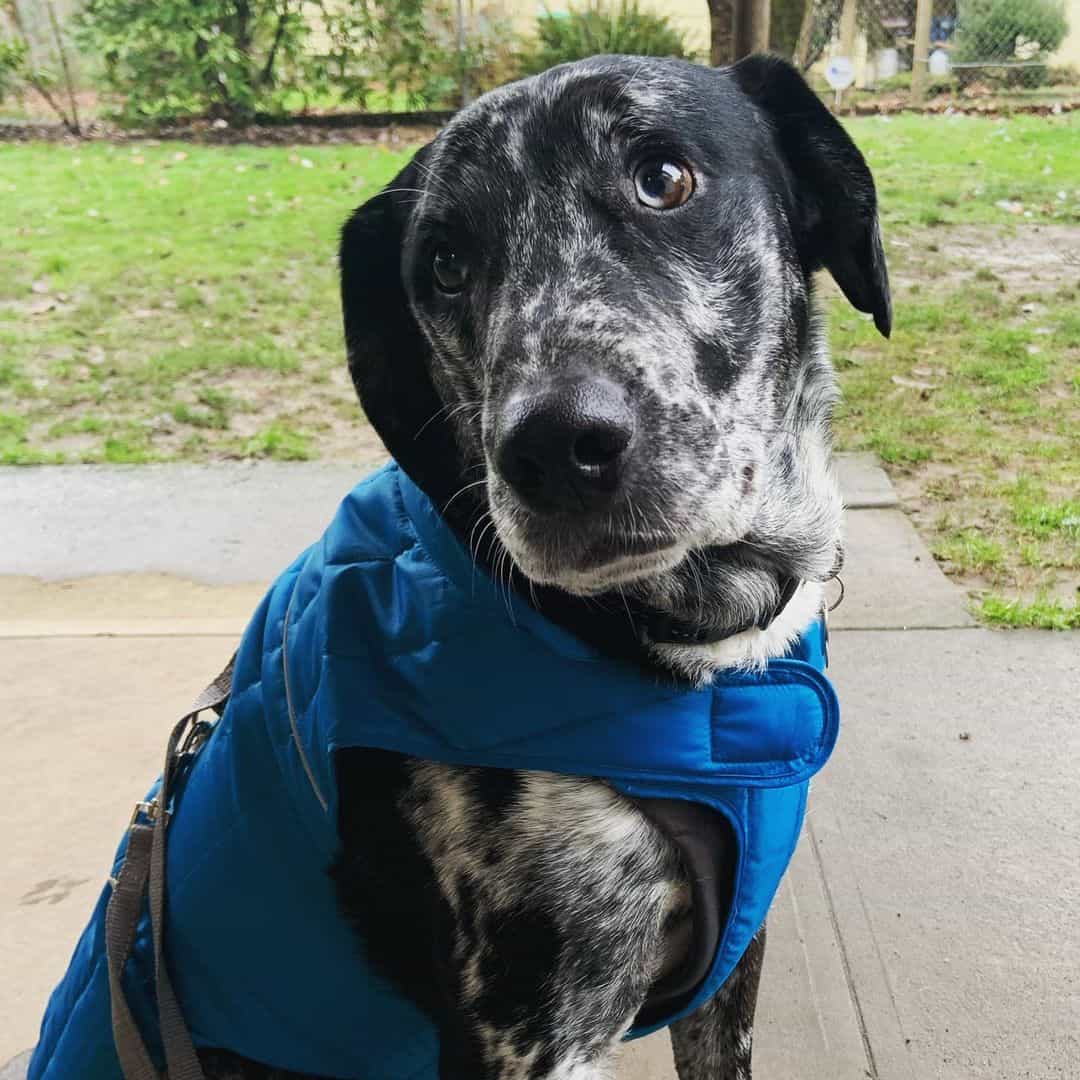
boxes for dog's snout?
[496,380,635,512]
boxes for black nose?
[495,380,635,512]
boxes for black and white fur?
[199,54,889,1080]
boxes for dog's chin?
[503,537,693,596]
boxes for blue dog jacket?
[31,462,838,1080]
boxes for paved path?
[1,455,1076,1078]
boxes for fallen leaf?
[891,374,938,393]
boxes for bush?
[323,0,517,110]
[518,1,691,77]
[954,0,1068,86]
[75,0,517,122]
[74,0,326,123]
[0,36,27,103]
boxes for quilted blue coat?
[30,462,838,1079]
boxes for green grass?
[849,112,1080,228]
[1,113,1078,623]
[979,594,1080,630]
[243,421,312,460]
[830,116,1080,621]
[0,140,412,464]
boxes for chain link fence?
[787,0,1078,106]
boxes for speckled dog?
[206,53,890,1080]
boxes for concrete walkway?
[1,455,1077,1078]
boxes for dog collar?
[636,574,802,647]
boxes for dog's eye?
[432,244,469,293]
[633,159,693,210]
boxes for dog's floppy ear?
[732,54,891,337]
[339,144,463,501]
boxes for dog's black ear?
[339,145,463,500]
[732,54,891,337]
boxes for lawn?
[1,112,1077,625]
[0,140,413,463]
[832,113,1079,627]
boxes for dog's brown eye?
[634,159,693,210]
[432,244,468,293]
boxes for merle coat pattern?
[196,54,889,1080]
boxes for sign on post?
[825,56,855,107]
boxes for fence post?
[911,0,933,105]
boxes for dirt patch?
[0,118,440,146]
[838,221,1080,614]
[843,96,1080,118]
[889,223,1080,293]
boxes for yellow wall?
[1054,0,1080,69]
[497,1,711,58]
[501,0,1080,72]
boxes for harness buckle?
[129,798,170,827]
[180,717,215,756]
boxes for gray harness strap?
[105,656,235,1080]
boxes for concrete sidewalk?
[1,456,1077,1078]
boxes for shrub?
[518,1,691,77]
[75,0,517,122]
[954,0,1069,86]
[324,0,517,110]
[74,0,326,123]
[0,36,27,103]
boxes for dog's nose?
[496,380,635,512]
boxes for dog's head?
[341,55,889,668]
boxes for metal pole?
[911,0,933,105]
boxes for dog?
[35,53,889,1080]
[260,51,885,1078]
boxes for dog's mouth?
[542,540,692,595]
[497,526,698,595]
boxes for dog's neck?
[650,580,825,684]
[431,488,831,686]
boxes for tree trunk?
[707,0,737,66]
[793,0,815,68]
[739,0,770,55]
[45,0,80,134]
